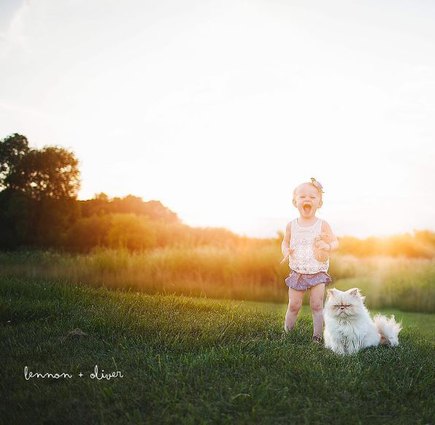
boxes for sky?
[1,0,434,238]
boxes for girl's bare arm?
[321,221,339,251]
[280,222,293,262]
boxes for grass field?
[0,250,434,313]
[1,277,434,425]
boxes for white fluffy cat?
[323,288,402,355]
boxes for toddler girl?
[281,178,339,343]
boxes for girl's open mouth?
[303,204,312,214]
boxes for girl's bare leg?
[309,284,326,338]
[284,287,305,331]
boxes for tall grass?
[0,248,433,312]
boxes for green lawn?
[1,277,434,424]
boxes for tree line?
[0,133,257,251]
[1,133,434,257]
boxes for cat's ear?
[348,288,365,301]
[327,288,339,298]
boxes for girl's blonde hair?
[292,178,324,202]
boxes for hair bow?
[310,177,324,193]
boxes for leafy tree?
[0,133,30,190]
[6,146,80,200]
[79,195,180,223]
[30,197,80,247]
[66,214,112,252]
[0,190,33,249]
[0,133,81,249]
[106,214,157,250]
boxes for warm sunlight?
[1,3,434,423]
[1,0,434,238]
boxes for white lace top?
[289,218,329,274]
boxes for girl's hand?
[315,240,330,251]
[314,237,330,262]
[284,247,294,256]
[280,247,294,264]
[320,232,331,242]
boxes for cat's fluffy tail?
[373,314,402,346]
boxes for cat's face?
[325,288,365,319]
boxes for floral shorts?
[285,270,332,291]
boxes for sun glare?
[1,0,434,238]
